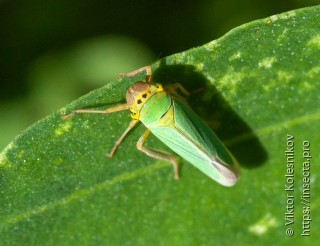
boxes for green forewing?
[144,97,237,184]
[174,99,235,165]
[151,126,219,179]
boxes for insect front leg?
[136,129,180,180]
[107,119,139,157]
[61,103,138,157]
[168,83,191,97]
[61,103,129,119]
[118,65,152,84]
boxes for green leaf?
[1,5,319,245]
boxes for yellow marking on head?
[125,82,164,120]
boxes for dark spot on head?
[137,99,142,104]
[142,93,147,98]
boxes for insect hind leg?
[136,129,180,180]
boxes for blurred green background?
[1,0,319,150]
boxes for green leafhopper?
[62,66,240,186]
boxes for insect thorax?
[126,81,164,120]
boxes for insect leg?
[118,66,152,84]
[107,119,139,157]
[136,129,180,180]
[61,103,129,119]
[168,83,191,97]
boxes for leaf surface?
[1,5,319,245]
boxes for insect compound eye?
[126,91,135,106]
[132,81,149,92]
